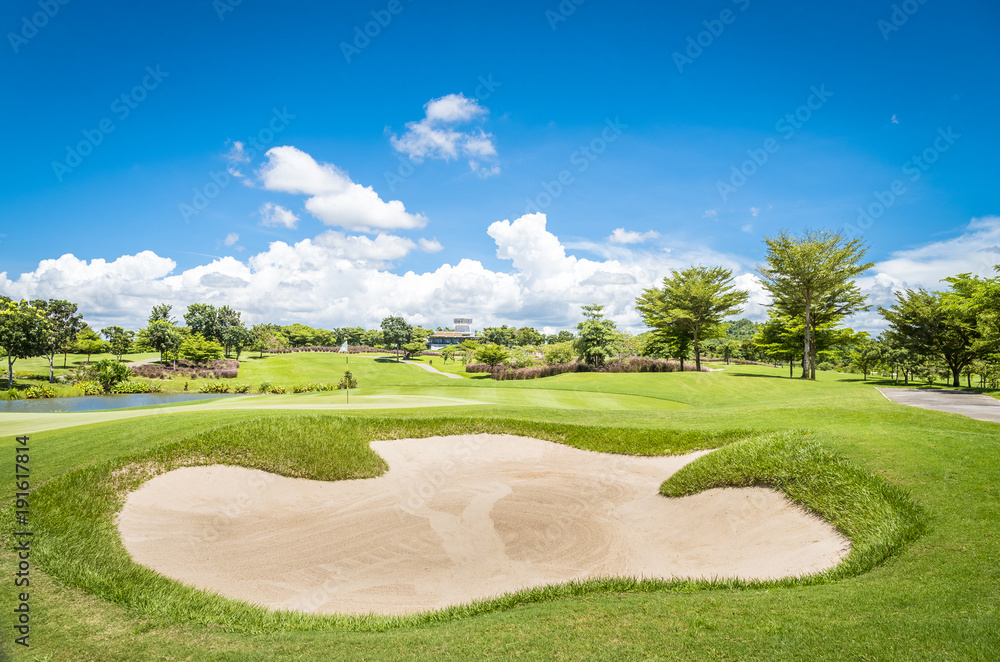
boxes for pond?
[0,393,237,414]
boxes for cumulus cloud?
[608,228,660,245]
[224,232,240,246]
[259,202,299,229]
[259,146,427,232]
[843,216,1000,333]
[0,214,759,332]
[390,93,499,178]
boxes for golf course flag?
[338,341,348,353]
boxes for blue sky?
[1,0,998,332]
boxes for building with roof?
[427,317,481,350]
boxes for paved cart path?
[876,388,1000,424]
[403,360,463,379]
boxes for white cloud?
[741,224,753,233]
[259,202,299,229]
[608,228,660,245]
[259,146,427,233]
[390,93,499,177]
[750,207,760,217]
[703,209,718,220]
[224,232,240,246]
[418,238,444,253]
[226,140,250,163]
[424,94,488,123]
[0,214,761,332]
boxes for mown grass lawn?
[1,359,998,661]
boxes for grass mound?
[660,431,927,579]
[19,415,925,634]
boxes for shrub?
[487,357,712,381]
[337,370,358,390]
[474,343,510,367]
[543,341,577,365]
[199,382,231,394]
[179,334,225,364]
[76,381,103,396]
[3,388,24,400]
[464,363,491,373]
[257,381,286,394]
[110,381,163,394]
[233,383,251,394]
[92,359,131,393]
[24,385,57,399]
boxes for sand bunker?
[117,434,849,615]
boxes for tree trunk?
[48,352,55,383]
[63,351,68,368]
[789,356,793,378]
[802,297,812,379]
[694,329,701,372]
[6,355,14,390]
[951,365,960,388]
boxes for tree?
[754,315,803,377]
[380,315,413,362]
[637,265,749,371]
[514,326,544,347]
[144,320,183,365]
[251,323,286,357]
[757,230,873,380]
[33,299,84,381]
[879,288,979,387]
[575,304,618,367]
[283,324,319,347]
[361,329,384,348]
[0,300,49,389]
[482,325,516,347]
[184,303,220,342]
[149,303,174,324]
[474,343,510,367]
[546,330,575,344]
[74,327,107,364]
[222,324,254,359]
[850,336,882,381]
[401,341,427,359]
[644,326,693,369]
[179,334,225,364]
[102,326,135,362]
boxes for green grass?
[1,362,999,660]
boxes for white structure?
[427,317,480,350]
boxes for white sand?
[116,434,849,615]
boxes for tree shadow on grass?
[727,373,798,381]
